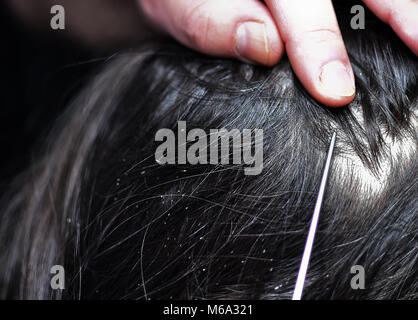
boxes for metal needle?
[292,132,337,300]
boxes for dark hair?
[0,1,417,299]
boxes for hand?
[139,0,418,107]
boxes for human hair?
[0,1,416,300]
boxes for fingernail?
[235,21,269,65]
[319,61,355,97]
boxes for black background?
[0,3,95,193]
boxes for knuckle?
[139,0,159,24]
[181,2,212,49]
[302,27,342,44]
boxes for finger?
[139,0,284,66]
[265,0,356,107]
[362,0,418,55]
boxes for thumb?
[139,0,284,66]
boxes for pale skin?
[9,0,418,107]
